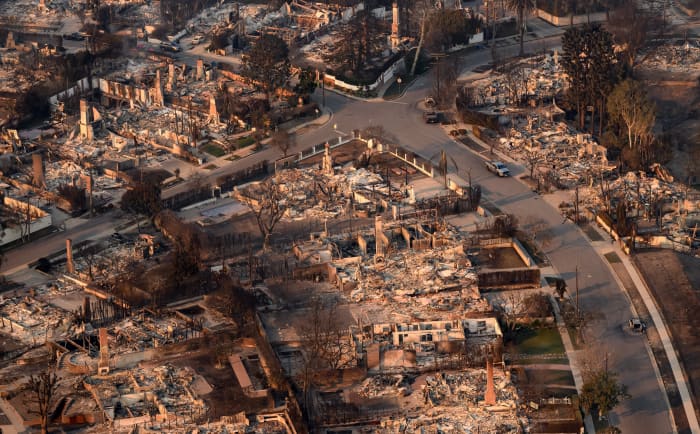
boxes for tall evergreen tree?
[505,0,534,56]
[561,24,619,131]
[242,34,290,103]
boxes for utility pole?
[441,149,447,188]
[436,57,441,97]
[575,265,579,322]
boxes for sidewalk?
[590,227,700,434]
[288,105,332,133]
[446,210,595,432]
[543,272,596,434]
[538,191,700,434]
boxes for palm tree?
[506,0,535,56]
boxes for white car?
[191,35,204,45]
[484,160,510,177]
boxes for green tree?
[504,0,534,56]
[425,9,482,53]
[607,79,656,168]
[327,10,385,76]
[294,68,317,98]
[242,34,290,103]
[580,369,629,420]
[561,24,619,132]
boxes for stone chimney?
[5,32,15,50]
[321,142,333,175]
[390,2,400,48]
[196,58,204,81]
[208,95,218,123]
[166,63,175,92]
[484,358,496,405]
[66,238,75,273]
[98,327,110,374]
[79,99,94,140]
[375,216,383,258]
[153,69,164,106]
[32,153,45,188]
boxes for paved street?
[291,33,676,434]
[3,21,683,433]
[0,211,123,275]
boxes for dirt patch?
[475,246,526,269]
[634,249,700,431]
[511,365,576,401]
[165,347,270,419]
[642,70,700,183]
[676,253,700,290]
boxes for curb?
[288,106,333,134]
[599,247,679,433]
[381,75,419,101]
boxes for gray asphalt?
[1,212,121,275]
[4,25,676,433]
[294,35,675,434]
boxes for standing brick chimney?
[66,238,75,273]
[484,357,497,405]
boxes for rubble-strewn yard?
[641,39,700,73]
[634,250,700,422]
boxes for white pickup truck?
[484,160,510,177]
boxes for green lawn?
[236,136,255,149]
[201,143,226,157]
[513,327,566,356]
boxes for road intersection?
[4,20,692,434]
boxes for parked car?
[484,160,510,177]
[423,111,439,123]
[63,32,84,41]
[160,41,181,52]
[191,34,204,45]
[628,318,646,333]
